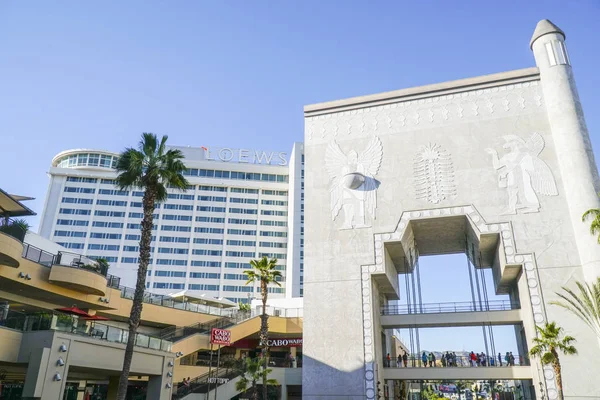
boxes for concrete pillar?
[106,376,119,400]
[531,19,600,283]
[147,375,171,400]
[280,384,288,400]
[76,380,87,400]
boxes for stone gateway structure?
[303,20,600,399]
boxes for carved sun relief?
[485,132,558,215]
[324,136,383,230]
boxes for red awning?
[55,306,91,317]
[84,314,110,321]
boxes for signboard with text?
[210,328,231,345]
[202,146,288,166]
[265,338,302,347]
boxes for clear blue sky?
[1,1,599,353]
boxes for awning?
[0,188,36,218]
[84,314,110,321]
[167,290,237,308]
[56,306,91,317]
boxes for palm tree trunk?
[116,188,156,400]
[261,280,269,400]
[552,351,564,400]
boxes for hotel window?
[90,233,122,240]
[98,189,129,196]
[160,236,190,243]
[225,262,251,269]
[260,231,287,237]
[188,284,219,291]
[164,204,193,211]
[228,218,257,225]
[229,208,258,215]
[196,216,225,223]
[56,219,89,226]
[260,242,287,248]
[193,249,223,256]
[227,240,256,247]
[61,197,94,204]
[57,242,85,249]
[223,285,253,292]
[64,187,96,194]
[162,214,192,221]
[155,270,187,277]
[96,199,127,207]
[194,227,224,234]
[59,208,91,215]
[88,244,120,251]
[261,200,287,206]
[231,188,259,194]
[167,193,194,200]
[156,259,188,266]
[92,221,124,228]
[191,261,221,267]
[227,229,256,236]
[189,272,220,279]
[229,198,258,204]
[158,247,189,255]
[225,251,255,258]
[54,230,87,237]
[161,225,191,232]
[199,195,226,202]
[197,206,226,213]
[261,220,287,227]
[153,283,185,289]
[199,186,227,192]
[193,238,223,245]
[95,210,125,217]
[261,210,287,216]
[123,246,139,252]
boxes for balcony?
[0,309,172,352]
[48,251,109,295]
[0,218,27,268]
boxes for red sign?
[210,328,231,345]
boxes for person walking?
[509,352,515,366]
[421,352,428,367]
[498,352,503,367]
[402,352,408,368]
[505,352,510,366]
[386,353,391,368]
[396,355,402,368]
[441,354,446,368]
[431,352,436,367]
[427,352,433,367]
[470,351,477,367]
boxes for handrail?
[386,353,529,368]
[0,309,172,352]
[381,300,520,315]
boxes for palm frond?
[540,352,555,365]
[141,132,158,157]
[582,208,600,222]
[552,278,600,338]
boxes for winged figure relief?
[485,132,558,215]
[324,136,383,229]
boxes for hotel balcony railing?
[381,300,520,315]
[0,309,172,352]
[0,218,28,243]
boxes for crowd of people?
[386,350,520,368]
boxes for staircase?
[160,310,253,342]
[172,365,242,400]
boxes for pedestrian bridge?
[380,301,523,328]
[383,366,533,381]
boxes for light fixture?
[167,372,173,377]
[98,297,104,302]
[59,344,67,352]
[25,274,31,280]
[57,358,65,366]
[166,383,172,389]
[54,373,62,381]
[168,361,174,367]
[18,272,25,278]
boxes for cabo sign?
[202,146,287,166]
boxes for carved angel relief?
[324,136,383,229]
[485,132,558,215]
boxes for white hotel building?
[38,143,304,303]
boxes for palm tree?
[551,277,600,339]
[243,256,281,399]
[114,133,188,400]
[582,207,600,243]
[234,357,277,400]
[529,322,577,400]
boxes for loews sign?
[210,328,231,345]
[202,146,287,166]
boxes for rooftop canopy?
[167,290,237,308]
[0,188,36,218]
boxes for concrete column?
[531,19,600,283]
[76,380,87,400]
[280,384,288,400]
[106,376,119,400]
[147,375,171,400]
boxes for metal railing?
[0,309,172,352]
[160,307,303,342]
[0,218,28,243]
[386,353,529,368]
[381,300,520,315]
[54,251,109,276]
[22,243,55,267]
